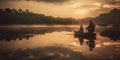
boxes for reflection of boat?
[74,31,96,51]
[74,31,96,39]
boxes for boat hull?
[74,31,96,39]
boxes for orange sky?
[0,0,120,18]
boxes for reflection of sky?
[0,26,120,59]
[0,31,120,58]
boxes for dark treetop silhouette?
[0,8,80,25]
[0,8,120,25]
[94,9,120,26]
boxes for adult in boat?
[87,21,96,33]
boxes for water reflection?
[0,33,33,41]
[0,26,120,60]
[74,33,96,51]
[0,29,33,41]
[78,37,84,45]
[0,26,77,41]
[86,38,95,51]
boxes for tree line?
[94,8,120,26]
[0,8,120,25]
[96,8,120,40]
[0,8,80,25]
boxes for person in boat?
[79,25,84,34]
[87,21,96,33]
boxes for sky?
[0,0,120,18]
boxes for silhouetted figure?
[86,38,95,51]
[79,25,84,34]
[87,21,95,33]
[78,37,84,45]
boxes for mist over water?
[0,25,119,60]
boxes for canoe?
[74,31,96,39]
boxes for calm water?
[0,25,119,60]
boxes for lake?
[0,25,119,60]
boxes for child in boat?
[79,25,84,34]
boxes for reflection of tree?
[0,32,33,41]
[0,26,77,41]
[100,24,120,40]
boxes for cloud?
[0,46,87,60]
[93,0,119,4]
[0,46,119,60]
[0,0,71,3]
[73,4,100,9]
[34,0,71,3]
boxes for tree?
[4,8,12,14]
[25,9,29,14]
[12,8,18,14]
[18,9,22,13]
